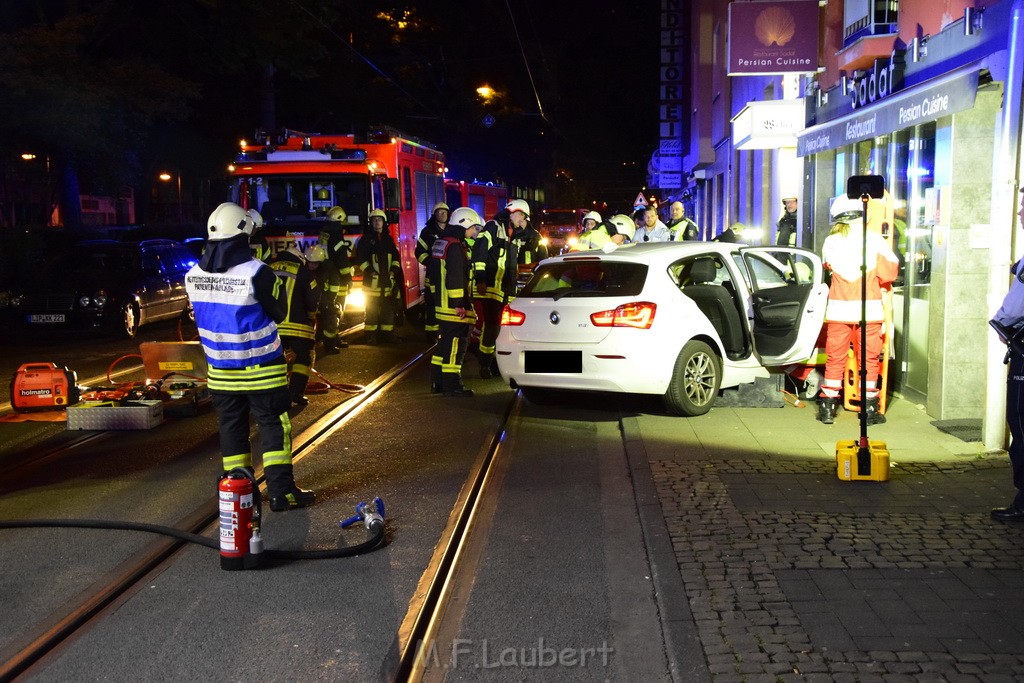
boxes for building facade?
[679,0,1024,447]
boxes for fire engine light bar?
[331,149,368,161]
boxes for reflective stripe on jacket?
[186,259,284,371]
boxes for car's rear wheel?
[122,300,140,338]
[663,340,721,416]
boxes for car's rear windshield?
[520,260,648,298]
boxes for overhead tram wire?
[504,0,553,129]
[288,0,438,120]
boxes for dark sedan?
[5,239,198,338]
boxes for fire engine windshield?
[231,174,372,234]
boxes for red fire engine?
[443,179,508,222]
[227,127,447,313]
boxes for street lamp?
[476,84,497,104]
[158,171,183,223]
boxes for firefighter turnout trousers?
[1007,352,1024,509]
[432,320,472,391]
[209,366,295,498]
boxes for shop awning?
[796,64,981,157]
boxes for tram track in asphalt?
[0,349,433,682]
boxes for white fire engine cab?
[227,127,447,314]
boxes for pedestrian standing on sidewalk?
[990,188,1024,523]
[816,196,898,425]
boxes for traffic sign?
[482,114,495,128]
[634,193,648,208]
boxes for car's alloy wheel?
[664,340,721,417]
[122,301,140,338]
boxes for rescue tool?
[836,175,891,482]
[10,362,80,412]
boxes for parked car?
[495,242,827,416]
[4,239,199,338]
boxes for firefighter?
[246,209,272,262]
[429,207,484,397]
[817,196,899,424]
[305,244,346,354]
[184,202,313,512]
[515,211,548,269]
[356,208,402,344]
[473,199,528,378]
[319,206,354,334]
[270,243,321,406]
[415,201,449,340]
[574,214,634,250]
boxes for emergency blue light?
[331,150,368,161]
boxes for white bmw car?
[495,242,828,416]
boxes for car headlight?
[0,291,9,308]
[79,295,92,307]
[93,291,108,308]
[9,293,24,307]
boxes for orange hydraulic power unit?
[11,362,80,412]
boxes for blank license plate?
[28,314,66,323]
[524,351,582,373]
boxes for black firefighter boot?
[817,397,838,424]
[865,396,887,425]
[265,464,315,512]
[477,351,495,379]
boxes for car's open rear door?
[738,247,828,365]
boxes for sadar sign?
[728,0,820,76]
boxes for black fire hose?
[0,515,386,561]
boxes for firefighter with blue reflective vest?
[270,243,321,406]
[184,202,314,512]
[356,208,402,344]
[473,199,528,377]
[429,207,483,396]
[318,206,354,339]
[416,202,450,340]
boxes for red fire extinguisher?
[218,469,264,570]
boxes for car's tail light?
[590,302,656,329]
[501,305,526,326]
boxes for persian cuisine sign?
[728,0,820,75]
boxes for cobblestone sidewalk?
[651,456,1024,682]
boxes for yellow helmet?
[368,209,387,221]
[304,245,327,263]
[326,206,347,222]
[431,202,449,215]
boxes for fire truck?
[443,179,508,221]
[227,127,447,314]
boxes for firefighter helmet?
[304,245,327,263]
[246,209,264,233]
[505,199,531,217]
[449,207,484,230]
[326,206,347,222]
[582,210,602,225]
[207,202,251,241]
[368,209,387,222]
[607,214,636,241]
[830,195,864,222]
[431,201,450,215]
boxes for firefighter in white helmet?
[185,202,314,512]
[355,209,402,343]
[269,243,320,406]
[246,208,271,262]
[816,195,899,425]
[415,201,450,340]
[473,198,529,377]
[428,207,484,396]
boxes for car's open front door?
[738,247,828,365]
